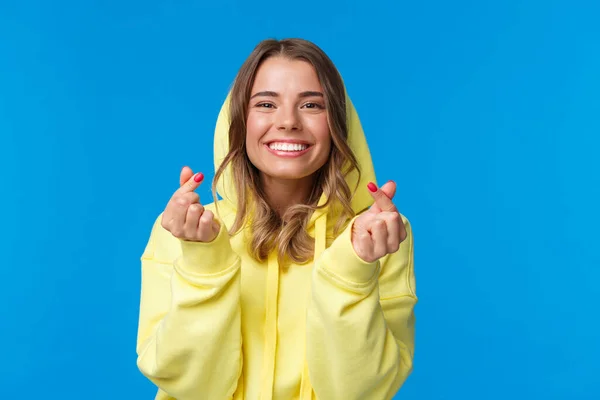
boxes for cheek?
[245,113,272,154]
[245,113,272,169]
[309,116,332,149]
[246,114,264,143]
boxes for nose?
[276,106,301,132]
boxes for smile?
[265,141,312,157]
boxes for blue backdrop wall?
[1,0,599,398]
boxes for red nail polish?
[194,173,204,183]
[367,182,377,192]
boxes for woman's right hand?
[161,166,220,242]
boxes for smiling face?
[245,57,332,182]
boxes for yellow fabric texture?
[136,92,417,400]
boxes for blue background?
[1,0,598,398]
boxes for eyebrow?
[250,90,324,99]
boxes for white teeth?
[268,142,308,152]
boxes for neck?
[260,173,317,217]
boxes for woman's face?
[246,57,331,182]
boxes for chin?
[263,168,314,181]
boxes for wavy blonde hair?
[212,38,360,264]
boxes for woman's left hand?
[351,181,407,263]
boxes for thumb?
[379,180,397,200]
[180,166,194,187]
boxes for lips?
[267,142,310,152]
[264,141,313,158]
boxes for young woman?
[136,38,417,400]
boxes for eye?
[302,102,324,109]
[256,102,275,108]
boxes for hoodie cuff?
[177,222,239,275]
[318,216,380,285]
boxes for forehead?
[252,57,323,92]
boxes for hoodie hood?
[213,91,378,221]
[212,90,378,400]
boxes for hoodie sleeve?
[136,213,242,399]
[306,214,417,400]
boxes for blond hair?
[212,38,360,264]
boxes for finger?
[352,215,376,260]
[167,191,200,227]
[197,209,216,241]
[212,220,221,236]
[353,212,376,230]
[165,176,202,236]
[183,203,204,237]
[176,171,204,195]
[367,202,381,215]
[179,192,200,205]
[367,181,397,212]
[367,182,394,214]
[169,196,194,236]
[379,180,397,200]
[199,209,214,225]
[379,211,401,253]
[180,166,194,187]
[353,227,374,261]
[369,217,388,257]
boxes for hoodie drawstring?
[299,213,327,400]
[260,251,279,400]
[260,213,327,400]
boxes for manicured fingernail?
[367,182,377,192]
[194,173,204,183]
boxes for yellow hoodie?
[136,93,417,400]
